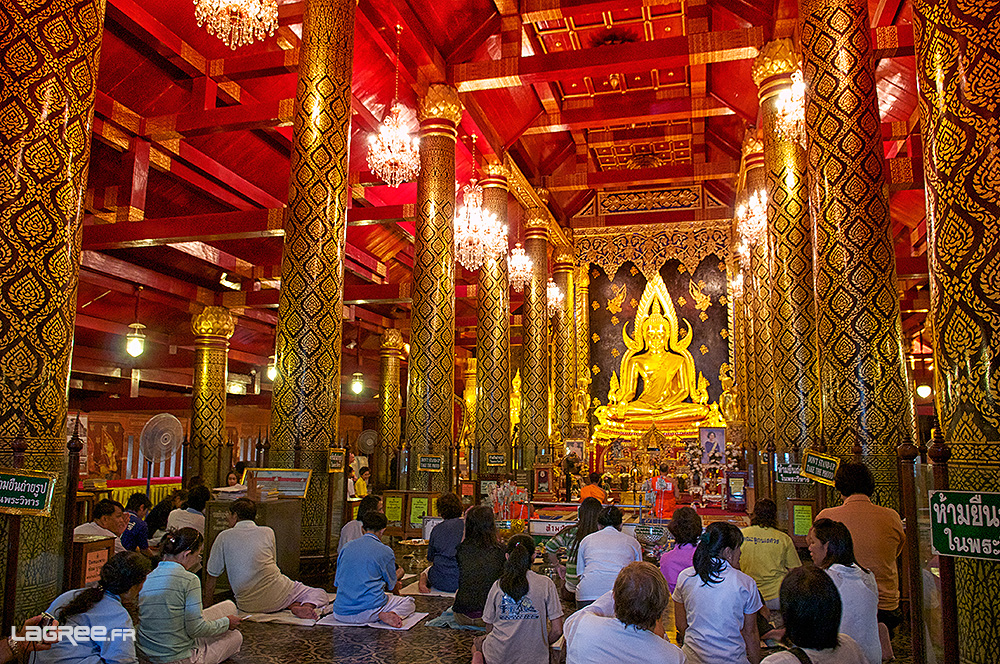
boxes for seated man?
[74,499,127,554]
[166,485,210,534]
[564,562,685,664]
[121,492,153,555]
[338,494,383,553]
[205,498,328,619]
[580,472,607,503]
[333,512,415,627]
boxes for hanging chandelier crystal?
[775,69,807,148]
[547,278,564,318]
[194,0,277,49]
[736,189,768,247]
[454,135,508,271]
[729,272,745,299]
[367,26,420,187]
[509,243,532,292]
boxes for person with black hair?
[564,562,685,664]
[659,505,703,592]
[545,497,603,599]
[673,521,762,664]
[454,506,506,627]
[167,485,211,534]
[121,492,153,555]
[333,511,415,627]
[419,492,465,593]
[75,499,128,554]
[205,498,329,618]
[146,491,186,540]
[575,505,642,607]
[36,552,150,664]
[740,499,800,610]
[225,471,240,488]
[760,567,867,664]
[472,534,563,664]
[355,466,370,497]
[808,519,880,664]
[138,528,242,664]
[338,493,384,553]
[816,463,904,637]
[580,472,607,503]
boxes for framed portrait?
[533,465,554,497]
[699,427,726,465]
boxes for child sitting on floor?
[472,534,563,664]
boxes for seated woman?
[453,506,506,627]
[761,567,867,664]
[138,529,242,664]
[659,506,703,593]
[740,499,800,612]
[808,519,881,664]
[338,494,383,554]
[544,497,602,600]
[37,552,150,664]
[419,492,464,593]
[576,505,643,608]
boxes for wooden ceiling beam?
[522,94,734,135]
[81,251,215,305]
[452,27,764,92]
[587,124,695,148]
[541,159,739,191]
[520,0,680,22]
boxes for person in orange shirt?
[580,472,607,503]
[653,464,678,519]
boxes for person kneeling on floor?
[333,512,415,627]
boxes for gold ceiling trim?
[504,153,572,248]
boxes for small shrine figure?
[651,463,679,519]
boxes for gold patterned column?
[405,84,462,492]
[752,40,820,457]
[801,0,910,507]
[476,165,511,474]
[573,265,591,430]
[270,0,354,555]
[377,330,404,489]
[0,0,106,619]
[915,2,1000,658]
[191,307,235,487]
[552,248,575,439]
[520,211,550,470]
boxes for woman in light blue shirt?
[137,529,242,664]
[37,551,150,664]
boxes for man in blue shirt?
[332,512,414,627]
[121,492,152,555]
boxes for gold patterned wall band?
[754,42,821,456]
[801,0,910,509]
[406,84,461,493]
[521,212,550,469]
[191,307,235,487]
[0,0,107,620]
[477,173,512,474]
[573,266,591,427]
[915,1,1000,658]
[553,248,576,438]
[270,0,355,553]
[378,330,404,489]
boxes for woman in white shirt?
[672,521,762,664]
[575,506,643,607]
[807,518,881,664]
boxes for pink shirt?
[659,542,696,593]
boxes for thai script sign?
[930,490,1000,562]
[776,463,811,484]
[0,468,57,516]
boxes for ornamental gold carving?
[192,306,236,338]
[751,38,800,86]
[418,84,463,124]
[484,162,508,179]
[525,209,550,229]
[381,328,404,351]
[742,134,764,158]
[553,247,575,268]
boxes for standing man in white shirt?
[73,499,128,553]
[166,485,211,534]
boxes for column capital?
[742,132,765,171]
[380,328,405,353]
[418,84,463,125]
[481,163,508,190]
[751,38,800,90]
[553,247,575,272]
[191,306,235,339]
[525,208,550,240]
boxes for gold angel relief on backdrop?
[606,282,627,314]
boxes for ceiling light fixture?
[509,243,533,292]
[736,189,768,247]
[194,0,277,50]
[454,134,507,271]
[547,278,564,318]
[775,69,807,148]
[367,25,420,188]
[266,355,277,382]
[125,286,146,358]
[916,383,932,399]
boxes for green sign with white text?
[0,468,57,516]
[930,490,1000,562]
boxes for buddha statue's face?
[643,317,668,351]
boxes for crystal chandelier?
[454,135,508,271]
[775,69,807,148]
[547,278,564,318]
[509,243,532,292]
[194,0,277,50]
[367,26,420,188]
[729,272,744,299]
[736,189,768,247]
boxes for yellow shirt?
[739,525,800,601]
[354,477,368,497]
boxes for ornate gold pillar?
[476,165,511,474]
[552,247,575,439]
[915,3,1000,658]
[191,307,235,487]
[753,40,820,457]
[801,0,910,506]
[573,265,591,430]
[377,330,404,489]
[0,0,106,618]
[520,211,550,470]
[270,0,354,554]
[405,84,462,492]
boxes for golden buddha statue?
[596,274,710,435]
